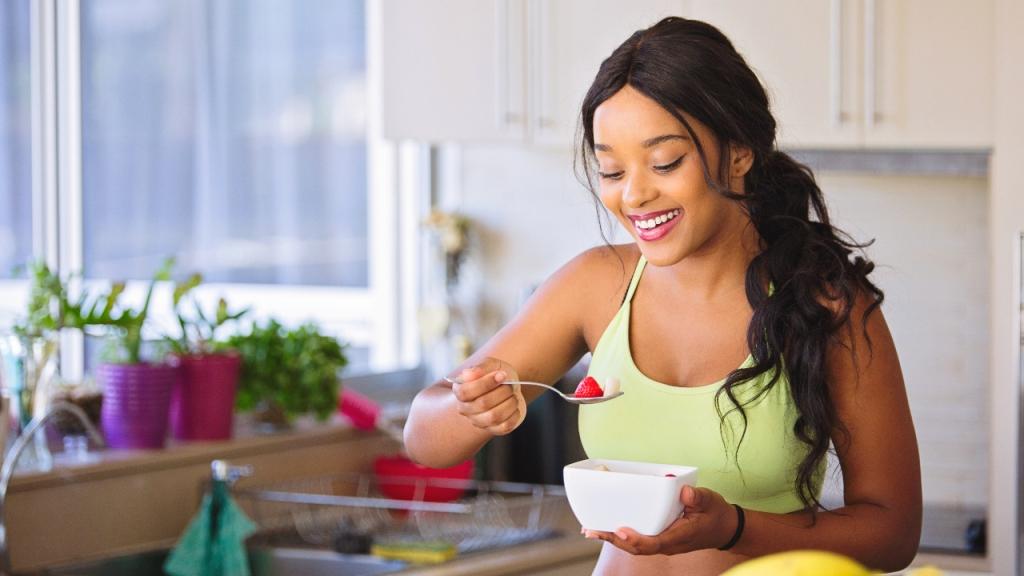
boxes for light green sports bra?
[578,256,823,514]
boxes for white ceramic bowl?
[563,458,699,535]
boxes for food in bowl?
[563,458,698,535]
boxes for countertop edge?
[399,535,602,576]
[9,420,371,492]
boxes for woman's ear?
[729,144,754,179]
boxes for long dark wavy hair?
[576,16,884,513]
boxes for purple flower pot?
[169,353,240,441]
[99,362,178,450]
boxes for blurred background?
[0,1,1021,574]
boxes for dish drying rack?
[233,473,569,555]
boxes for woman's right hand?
[450,358,527,436]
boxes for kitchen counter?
[5,418,398,573]
[6,416,992,575]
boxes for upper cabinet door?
[528,0,686,149]
[684,0,863,149]
[379,0,527,142]
[862,0,994,149]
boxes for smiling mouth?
[631,209,681,232]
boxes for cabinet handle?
[529,0,553,130]
[829,0,845,126]
[495,0,519,127]
[864,0,880,127]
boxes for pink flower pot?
[169,353,241,441]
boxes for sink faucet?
[0,401,106,575]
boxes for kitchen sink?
[38,546,407,576]
[249,548,406,576]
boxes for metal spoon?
[442,376,623,405]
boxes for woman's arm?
[403,247,621,469]
[589,294,922,572]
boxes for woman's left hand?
[582,485,739,555]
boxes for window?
[0,2,32,280]
[80,0,369,286]
[6,1,418,375]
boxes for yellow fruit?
[722,550,872,576]
[907,567,945,576]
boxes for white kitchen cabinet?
[683,0,863,148]
[379,0,528,142]
[863,0,994,148]
[528,0,683,148]
[684,0,993,149]
[379,0,684,145]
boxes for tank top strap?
[623,255,647,304]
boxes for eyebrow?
[594,133,690,152]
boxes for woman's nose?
[621,173,657,208]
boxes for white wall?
[449,144,990,508]
[823,173,989,508]
[988,0,1024,571]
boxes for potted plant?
[3,261,123,442]
[96,258,180,450]
[163,274,248,441]
[221,319,348,431]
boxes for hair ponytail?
[735,148,884,510]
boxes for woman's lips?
[630,209,682,242]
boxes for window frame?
[4,0,420,379]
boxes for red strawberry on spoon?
[574,376,604,398]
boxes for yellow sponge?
[370,540,458,564]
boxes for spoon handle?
[500,380,561,393]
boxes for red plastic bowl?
[373,455,474,502]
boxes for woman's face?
[592,85,750,267]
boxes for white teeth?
[634,209,680,231]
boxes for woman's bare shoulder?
[555,243,638,296]
[548,243,640,346]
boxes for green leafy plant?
[220,319,348,422]
[100,258,175,364]
[164,273,249,356]
[13,260,126,338]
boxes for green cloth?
[579,256,824,514]
[164,481,257,576]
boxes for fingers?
[581,527,663,555]
[681,485,710,511]
[451,366,507,403]
[450,366,525,435]
[579,487,724,556]
[455,378,513,415]
[463,394,519,428]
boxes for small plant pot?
[99,362,178,449]
[169,352,240,441]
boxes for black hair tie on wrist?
[717,504,745,551]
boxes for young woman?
[403,17,921,575]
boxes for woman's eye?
[654,156,684,173]
[597,170,624,181]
